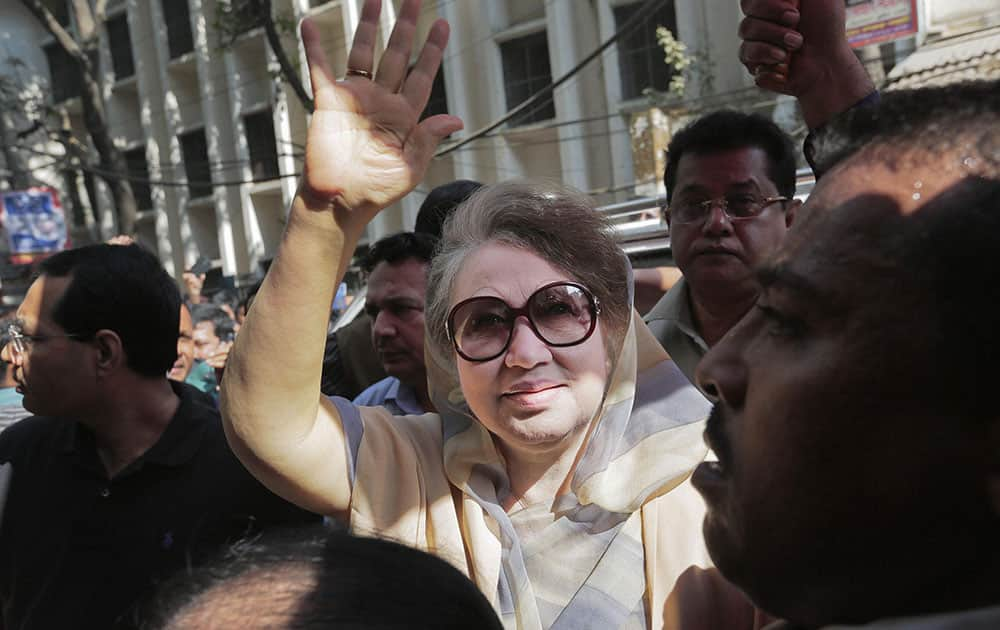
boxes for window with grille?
[614,1,679,100]
[124,147,153,210]
[500,30,555,127]
[106,13,135,80]
[179,129,213,199]
[243,109,279,181]
[163,0,194,59]
[44,43,79,103]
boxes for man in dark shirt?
[0,244,317,630]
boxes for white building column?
[546,0,604,193]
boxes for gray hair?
[425,179,632,375]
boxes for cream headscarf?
[422,268,711,629]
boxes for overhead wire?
[21,4,947,195]
[434,0,670,157]
[35,0,678,183]
[92,0,468,126]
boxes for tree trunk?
[258,0,314,113]
[0,109,32,190]
[21,0,139,235]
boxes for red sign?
[845,0,919,48]
[0,187,70,264]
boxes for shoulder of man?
[172,381,321,527]
[0,415,62,463]
[353,376,399,406]
[644,279,687,325]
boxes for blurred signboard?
[845,0,919,48]
[0,187,69,263]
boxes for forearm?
[797,46,875,130]
[221,190,368,469]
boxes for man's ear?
[93,329,125,376]
[785,199,802,228]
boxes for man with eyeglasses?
[0,244,317,630]
[644,111,802,387]
[645,0,881,389]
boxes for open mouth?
[698,458,726,478]
[693,406,733,495]
[692,456,729,499]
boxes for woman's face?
[451,243,610,455]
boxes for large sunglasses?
[446,281,601,362]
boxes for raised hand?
[300,0,463,219]
[738,0,875,129]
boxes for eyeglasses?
[666,194,789,224]
[1,322,88,363]
[446,282,601,362]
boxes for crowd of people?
[1,0,998,628]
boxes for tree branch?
[20,0,85,60]
[69,0,96,42]
[259,0,314,112]
[93,0,108,22]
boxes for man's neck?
[85,378,181,478]
[405,373,435,413]
[688,284,758,347]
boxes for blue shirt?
[352,376,425,416]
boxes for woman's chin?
[493,413,590,453]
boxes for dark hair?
[663,110,798,202]
[360,231,438,274]
[415,180,484,238]
[811,79,1000,176]
[37,244,179,378]
[426,180,631,377]
[189,304,235,341]
[143,527,503,630]
[238,281,262,317]
[210,289,238,310]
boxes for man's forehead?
[807,144,973,218]
[19,275,71,329]
[675,146,773,187]
[367,259,428,296]
[773,147,981,303]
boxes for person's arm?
[220,0,462,518]
[738,0,875,130]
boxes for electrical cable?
[434,0,670,157]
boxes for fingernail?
[784,32,803,49]
[781,10,799,26]
[768,48,787,63]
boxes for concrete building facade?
[1,0,770,287]
[16,0,997,289]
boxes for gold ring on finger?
[346,68,373,79]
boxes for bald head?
[146,528,503,630]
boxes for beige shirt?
[644,278,708,389]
